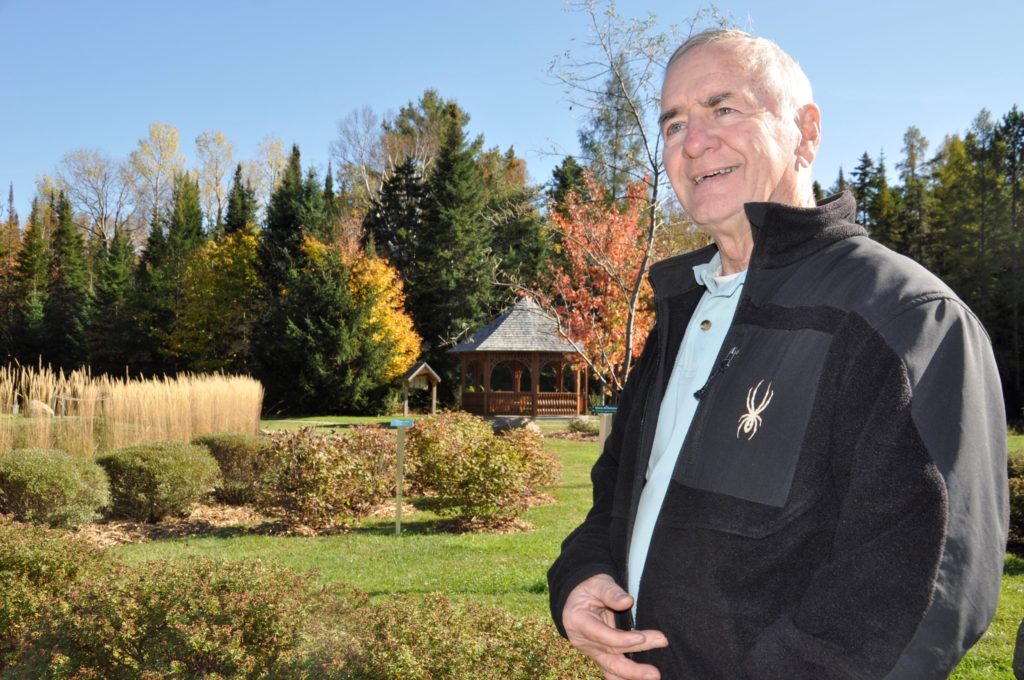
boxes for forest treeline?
[0,81,1021,415]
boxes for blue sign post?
[389,419,415,535]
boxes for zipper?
[693,346,740,400]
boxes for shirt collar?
[692,252,747,297]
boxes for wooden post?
[403,383,409,416]
[531,353,540,418]
[431,382,437,414]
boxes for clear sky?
[1,0,1021,223]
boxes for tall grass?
[0,365,263,457]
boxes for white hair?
[667,29,814,115]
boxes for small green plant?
[0,448,110,528]
[567,416,600,435]
[192,432,274,505]
[407,412,558,526]
[96,441,221,522]
[10,557,311,679]
[0,522,110,671]
[259,426,395,529]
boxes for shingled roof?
[450,297,578,354]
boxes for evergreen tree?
[88,226,136,375]
[223,163,258,237]
[827,167,848,196]
[850,152,875,225]
[864,152,897,247]
[811,180,825,204]
[409,103,495,397]
[999,106,1024,402]
[895,126,931,264]
[362,157,426,279]
[548,155,587,218]
[258,145,306,294]
[577,52,646,203]
[13,199,52,363]
[42,192,90,371]
[1,183,19,257]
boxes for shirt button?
[700,320,711,331]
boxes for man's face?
[660,42,807,235]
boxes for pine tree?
[223,164,258,237]
[258,145,306,294]
[828,167,848,196]
[850,152,876,225]
[895,126,931,264]
[1,183,19,257]
[42,192,91,371]
[548,156,587,218]
[812,181,825,204]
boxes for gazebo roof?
[450,297,577,354]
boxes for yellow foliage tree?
[349,253,421,382]
[170,230,260,373]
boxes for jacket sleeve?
[744,297,1008,679]
[547,324,660,638]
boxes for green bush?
[340,591,596,680]
[96,441,221,523]
[407,412,558,526]
[0,448,110,528]
[192,432,274,505]
[567,416,600,435]
[9,557,310,679]
[259,426,395,529]
[0,523,110,671]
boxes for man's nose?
[683,117,717,158]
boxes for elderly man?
[548,29,1008,680]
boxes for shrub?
[192,432,274,505]
[1010,477,1024,543]
[567,416,600,435]
[96,441,221,522]
[259,426,395,529]
[0,448,110,528]
[10,557,310,679]
[407,412,558,525]
[0,523,110,671]
[341,591,598,680]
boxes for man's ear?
[795,103,821,169]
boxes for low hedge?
[0,448,110,528]
[9,556,311,679]
[407,412,559,526]
[192,432,274,505]
[96,441,221,523]
[258,426,395,529]
[0,522,110,671]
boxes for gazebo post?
[531,352,540,418]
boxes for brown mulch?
[73,500,424,547]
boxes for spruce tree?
[12,199,50,363]
[258,145,305,294]
[223,163,258,237]
[362,157,426,280]
[42,192,90,371]
[88,226,136,375]
[410,103,495,397]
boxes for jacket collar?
[649,191,865,299]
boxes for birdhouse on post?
[402,362,441,416]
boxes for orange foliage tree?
[348,253,421,382]
[533,174,657,397]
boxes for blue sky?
[1,0,1021,223]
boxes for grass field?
[112,418,1021,676]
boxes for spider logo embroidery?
[736,379,774,440]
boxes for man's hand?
[562,573,668,680]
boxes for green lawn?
[112,419,1021,676]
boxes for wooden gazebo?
[450,297,588,417]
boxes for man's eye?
[665,121,685,136]
[715,107,735,116]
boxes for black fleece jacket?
[548,192,1008,679]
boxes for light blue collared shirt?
[627,252,747,614]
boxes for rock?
[24,399,54,418]
[491,416,541,435]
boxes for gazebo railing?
[461,391,584,417]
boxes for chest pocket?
[671,326,832,508]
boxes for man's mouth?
[692,167,737,185]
